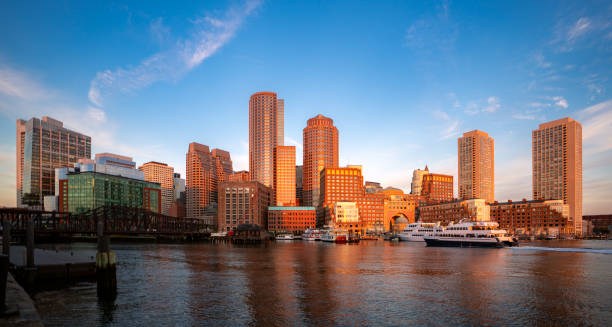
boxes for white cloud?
[88,0,261,107]
[577,99,612,155]
[483,96,500,113]
[552,96,568,108]
[567,17,592,42]
[0,65,54,101]
[464,96,501,114]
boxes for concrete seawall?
[1,273,43,327]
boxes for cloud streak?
[88,0,261,107]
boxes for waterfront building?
[186,143,233,219]
[532,117,583,235]
[365,181,383,194]
[490,199,571,237]
[16,116,91,207]
[419,199,490,225]
[229,170,250,182]
[410,166,429,195]
[303,114,339,206]
[139,161,174,215]
[381,188,422,232]
[582,215,612,232]
[274,146,296,206]
[295,165,303,205]
[319,166,385,235]
[267,206,316,233]
[421,173,454,204]
[218,180,271,232]
[334,202,359,223]
[169,200,186,218]
[249,92,284,188]
[458,130,494,203]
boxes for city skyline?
[1,1,611,214]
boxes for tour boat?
[275,233,295,240]
[398,222,444,242]
[320,227,348,243]
[302,228,321,241]
[424,220,519,248]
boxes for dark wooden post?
[96,216,117,301]
[25,216,36,291]
[2,218,10,260]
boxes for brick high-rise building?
[303,114,339,206]
[421,173,454,203]
[186,143,233,219]
[16,116,91,207]
[273,146,296,206]
[295,165,303,205]
[249,92,284,188]
[458,130,494,203]
[218,180,271,231]
[532,117,582,235]
[139,161,174,215]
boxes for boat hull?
[424,238,518,248]
[398,235,426,242]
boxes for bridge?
[0,205,210,237]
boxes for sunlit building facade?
[419,199,490,225]
[490,199,571,237]
[249,92,284,188]
[421,173,454,204]
[139,161,174,215]
[458,130,494,203]
[410,166,429,195]
[268,206,316,233]
[381,188,422,232]
[229,170,250,182]
[303,114,339,206]
[532,117,582,235]
[218,180,271,232]
[273,146,296,206]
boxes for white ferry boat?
[302,228,321,241]
[320,227,348,243]
[275,233,295,240]
[424,220,519,248]
[398,222,444,242]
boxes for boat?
[302,228,321,241]
[424,220,519,248]
[275,233,295,240]
[398,222,444,242]
[320,226,348,243]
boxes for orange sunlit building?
[381,188,422,232]
[490,199,572,237]
[274,146,296,206]
[268,206,316,233]
[303,114,339,206]
[421,173,454,204]
[229,170,250,182]
[458,130,494,203]
[139,161,174,215]
[217,180,271,232]
[532,117,582,235]
[186,142,233,219]
[249,92,284,188]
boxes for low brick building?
[267,206,316,233]
[419,199,489,225]
[217,180,271,232]
[490,199,571,237]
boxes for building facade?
[139,161,174,215]
[490,199,571,237]
[303,114,339,206]
[419,199,490,225]
[249,92,284,188]
[217,181,271,232]
[582,215,612,232]
[16,116,91,207]
[229,170,250,182]
[410,166,429,195]
[267,206,316,233]
[381,188,422,232]
[365,181,383,194]
[295,165,303,205]
[532,117,582,235]
[95,153,135,168]
[458,130,494,203]
[421,173,454,204]
[273,146,296,206]
[186,142,233,219]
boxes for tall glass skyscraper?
[249,92,284,188]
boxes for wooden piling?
[96,218,117,301]
[25,217,36,291]
[2,218,10,260]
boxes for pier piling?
[96,219,117,301]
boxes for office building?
[458,130,494,203]
[303,114,339,206]
[95,153,135,168]
[295,165,303,205]
[217,180,271,231]
[421,173,454,203]
[490,199,571,237]
[267,206,316,233]
[249,92,284,188]
[410,166,429,195]
[139,161,174,215]
[16,116,91,207]
[274,146,296,206]
[229,170,250,182]
[532,117,582,235]
[419,199,490,225]
[365,181,383,194]
[173,173,185,201]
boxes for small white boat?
[275,233,295,240]
[320,226,348,243]
[302,228,321,241]
[210,232,227,237]
[424,220,519,248]
[398,222,444,242]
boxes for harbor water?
[34,240,612,326]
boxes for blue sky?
[1,0,611,213]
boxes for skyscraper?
[458,130,494,203]
[139,161,174,215]
[273,145,296,206]
[410,165,429,195]
[186,142,233,219]
[303,114,339,206]
[16,116,91,207]
[249,92,284,188]
[421,173,454,203]
[532,117,582,235]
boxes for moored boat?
[276,233,295,240]
[424,220,519,248]
[302,228,321,241]
[398,222,444,242]
[320,226,348,243]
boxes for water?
[34,240,612,326]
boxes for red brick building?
[490,199,572,237]
[217,180,271,232]
[267,206,316,233]
[421,173,453,204]
[229,170,250,182]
